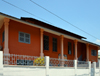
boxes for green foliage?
[34,57,45,66]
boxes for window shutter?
[2,31,4,42]
[20,37,24,42]
[20,32,24,37]
[94,50,97,56]
[25,38,30,43]
[53,38,57,52]
[43,35,49,50]
[68,42,71,54]
[25,34,30,38]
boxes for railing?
[3,53,91,68]
[77,61,89,68]
[64,59,74,67]
[3,54,45,66]
[49,58,74,67]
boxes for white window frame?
[19,32,30,44]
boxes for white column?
[45,56,49,76]
[74,60,77,76]
[4,17,10,54]
[74,40,78,60]
[40,28,44,57]
[88,61,91,76]
[93,62,96,76]
[0,51,3,76]
[86,43,89,61]
[60,35,64,66]
[99,60,100,76]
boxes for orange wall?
[43,31,98,61]
[9,20,40,56]
[43,31,61,58]
[89,44,98,62]
[77,42,86,61]
[43,31,83,60]
[64,38,74,60]
[0,25,4,50]
[1,19,98,62]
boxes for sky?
[1,0,100,46]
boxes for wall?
[89,44,98,62]
[43,31,61,58]
[0,51,100,76]
[9,20,40,56]
[64,38,74,60]
[3,66,92,76]
[43,31,76,60]
[49,68,75,76]
[4,66,46,76]
[77,42,86,61]
[0,51,3,76]
[95,69,99,76]
[0,25,4,50]
[1,18,98,62]
[43,31,87,60]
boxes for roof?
[0,12,86,39]
[21,17,86,39]
[0,12,100,47]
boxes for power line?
[2,0,53,25]
[30,0,100,40]
[2,0,100,40]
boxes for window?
[53,38,57,52]
[2,31,4,42]
[73,43,75,55]
[19,32,30,44]
[43,35,49,50]
[68,42,71,54]
[91,50,97,56]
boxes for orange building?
[0,12,99,62]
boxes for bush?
[34,57,45,66]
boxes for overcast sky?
[1,0,100,46]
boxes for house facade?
[0,12,99,62]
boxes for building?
[0,12,99,62]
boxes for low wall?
[49,67,75,76]
[3,66,90,76]
[0,51,100,76]
[0,51,3,76]
[95,69,99,76]
[4,65,46,76]
[77,69,89,76]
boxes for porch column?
[40,28,44,57]
[60,35,64,66]
[4,17,10,54]
[61,35,64,60]
[86,43,89,61]
[74,39,78,60]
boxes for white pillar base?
[0,51,3,76]
[45,56,49,76]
